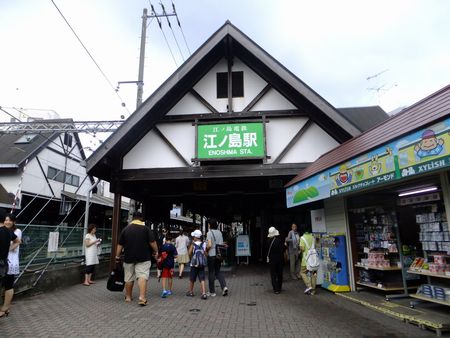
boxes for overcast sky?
[1,0,449,147]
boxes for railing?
[17,224,112,269]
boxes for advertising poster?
[311,209,326,233]
[236,235,251,257]
[287,116,450,208]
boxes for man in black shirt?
[116,212,158,306]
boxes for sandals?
[124,296,132,303]
[0,309,10,318]
[138,299,148,306]
[186,291,194,297]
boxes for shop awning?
[61,191,130,210]
[285,85,450,208]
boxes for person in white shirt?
[175,231,190,279]
[83,224,101,286]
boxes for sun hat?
[267,227,279,238]
[191,229,202,238]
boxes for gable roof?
[0,119,88,168]
[86,21,361,179]
[338,106,389,132]
[286,84,450,188]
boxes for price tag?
[363,247,370,254]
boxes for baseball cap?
[191,229,202,238]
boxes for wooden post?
[110,193,122,271]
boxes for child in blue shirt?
[158,234,178,298]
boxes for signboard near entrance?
[287,116,450,208]
[196,122,265,160]
[236,235,251,256]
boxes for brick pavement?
[0,265,440,338]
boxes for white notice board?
[311,209,326,233]
[236,235,251,256]
[48,232,59,252]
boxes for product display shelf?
[356,281,415,292]
[355,264,402,271]
[407,269,450,280]
[410,294,450,307]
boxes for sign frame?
[194,120,267,162]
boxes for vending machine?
[320,233,350,292]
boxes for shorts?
[123,260,151,282]
[161,267,174,278]
[2,274,14,290]
[189,266,205,282]
[85,264,96,274]
[177,253,190,264]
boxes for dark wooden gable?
[87,21,360,181]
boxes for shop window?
[216,71,244,98]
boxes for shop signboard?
[196,122,265,160]
[236,235,251,256]
[287,116,450,208]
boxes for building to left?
[0,118,128,292]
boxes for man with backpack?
[299,231,319,295]
[186,230,208,300]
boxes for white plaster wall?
[280,123,339,163]
[265,117,308,164]
[157,122,195,163]
[0,174,20,197]
[20,148,92,199]
[193,57,268,113]
[252,88,296,111]
[123,129,187,169]
[167,92,212,116]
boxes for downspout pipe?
[82,179,101,255]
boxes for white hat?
[191,229,202,238]
[267,227,279,238]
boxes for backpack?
[191,242,207,268]
[156,251,168,270]
[301,236,320,272]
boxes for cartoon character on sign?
[414,129,444,159]
[335,164,352,186]
[369,155,382,176]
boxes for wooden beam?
[273,119,313,164]
[153,126,190,166]
[227,36,233,112]
[189,89,219,114]
[110,192,122,271]
[161,109,305,122]
[242,84,271,112]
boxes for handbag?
[107,263,125,292]
[211,230,228,262]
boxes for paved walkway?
[0,266,439,338]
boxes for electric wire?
[171,1,191,55]
[160,1,185,61]
[149,1,179,67]
[50,0,130,115]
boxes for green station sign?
[197,122,265,160]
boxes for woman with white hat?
[266,226,284,294]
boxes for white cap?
[191,229,202,238]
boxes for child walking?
[158,234,178,298]
[186,230,208,300]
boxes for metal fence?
[17,224,112,268]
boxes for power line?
[149,1,179,67]
[50,0,130,115]
[160,2,185,61]
[171,1,191,55]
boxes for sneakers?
[206,292,216,297]
[304,287,312,294]
[222,287,229,296]
[166,290,173,296]
[161,290,169,298]
[201,294,207,300]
